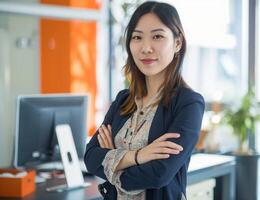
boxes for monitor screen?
[14,94,88,169]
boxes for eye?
[131,35,141,41]
[153,34,164,40]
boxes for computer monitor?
[14,94,88,169]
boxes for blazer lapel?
[111,113,131,139]
[148,105,165,143]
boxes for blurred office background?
[0,0,259,198]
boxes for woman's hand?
[136,133,183,165]
[97,124,115,149]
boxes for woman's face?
[130,13,181,78]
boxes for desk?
[0,175,103,200]
[188,153,236,200]
[0,154,235,200]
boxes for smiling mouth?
[140,59,158,65]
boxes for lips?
[140,58,158,65]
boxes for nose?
[141,40,153,54]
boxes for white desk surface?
[188,153,235,172]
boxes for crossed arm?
[97,124,183,171]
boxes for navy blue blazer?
[84,87,205,200]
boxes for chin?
[141,70,158,77]
[138,64,164,77]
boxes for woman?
[84,1,205,200]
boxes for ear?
[174,37,182,53]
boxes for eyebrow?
[133,28,166,33]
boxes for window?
[169,0,248,103]
[256,0,260,100]
[110,0,248,103]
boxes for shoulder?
[113,89,129,103]
[170,86,205,112]
[108,89,130,112]
[176,87,204,104]
[100,89,130,124]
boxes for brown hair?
[120,1,189,115]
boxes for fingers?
[108,124,112,133]
[102,125,113,145]
[150,146,181,161]
[150,136,183,159]
[154,147,182,155]
[97,134,106,148]
[106,125,113,146]
[159,141,183,151]
[98,127,109,147]
[98,124,114,149]
[155,133,180,142]
[153,154,170,159]
[153,133,183,152]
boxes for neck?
[145,74,164,98]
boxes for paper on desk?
[0,171,27,178]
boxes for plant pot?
[235,154,260,200]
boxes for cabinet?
[187,179,216,200]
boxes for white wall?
[0,13,39,167]
[0,27,12,166]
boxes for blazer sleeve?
[119,91,205,190]
[84,90,127,180]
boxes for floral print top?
[102,96,159,200]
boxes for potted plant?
[222,88,260,153]
[221,88,260,200]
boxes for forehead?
[135,13,169,32]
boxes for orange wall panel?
[41,0,70,6]
[70,21,97,136]
[40,19,71,93]
[71,0,101,9]
[41,0,101,9]
[40,0,100,136]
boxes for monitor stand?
[46,124,91,192]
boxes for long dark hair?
[121,1,189,115]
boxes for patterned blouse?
[102,96,159,200]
